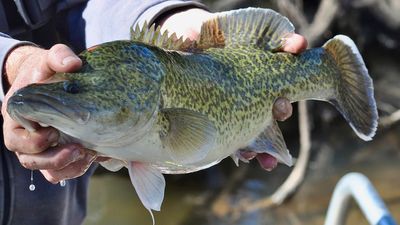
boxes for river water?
[83,123,400,225]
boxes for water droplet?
[60,180,66,187]
[29,170,35,191]
[29,184,36,191]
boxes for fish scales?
[153,45,338,164]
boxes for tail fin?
[323,35,378,141]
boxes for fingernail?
[62,56,80,66]
[48,131,59,146]
[50,142,58,147]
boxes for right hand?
[1,44,97,183]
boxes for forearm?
[82,0,207,47]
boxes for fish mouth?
[7,88,90,131]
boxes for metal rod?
[324,172,397,225]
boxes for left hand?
[1,44,97,183]
[160,8,308,171]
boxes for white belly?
[62,116,271,174]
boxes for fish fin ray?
[247,120,293,166]
[128,162,165,223]
[197,8,294,51]
[159,108,216,164]
[323,35,378,140]
[230,153,240,166]
[130,21,197,52]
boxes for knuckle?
[4,138,17,152]
[16,132,46,153]
[50,44,69,53]
[29,139,47,153]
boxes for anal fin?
[247,120,293,166]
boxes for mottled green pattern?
[156,45,339,148]
[67,41,165,128]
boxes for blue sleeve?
[0,33,34,102]
[82,0,207,47]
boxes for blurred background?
[83,0,400,224]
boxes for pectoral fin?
[159,108,216,164]
[128,162,165,225]
[248,120,293,166]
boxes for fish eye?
[63,81,80,94]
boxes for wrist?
[4,45,41,88]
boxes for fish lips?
[7,89,90,131]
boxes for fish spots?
[158,44,341,148]
[128,93,137,101]
[63,81,80,94]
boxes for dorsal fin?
[198,8,295,51]
[130,22,197,52]
[130,8,294,52]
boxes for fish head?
[7,69,160,146]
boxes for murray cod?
[7,8,378,217]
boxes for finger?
[282,33,308,54]
[3,114,59,154]
[40,152,97,184]
[41,44,82,76]
[256,153,278,171]
[272,97,293,121]
[16,144,85,170]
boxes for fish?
[7,7,378,221]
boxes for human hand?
[1,44,97,183]
[160,8,307,171]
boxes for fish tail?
[323,35,378,141]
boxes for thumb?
[44,44,82,74]
[282,33,308,54]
